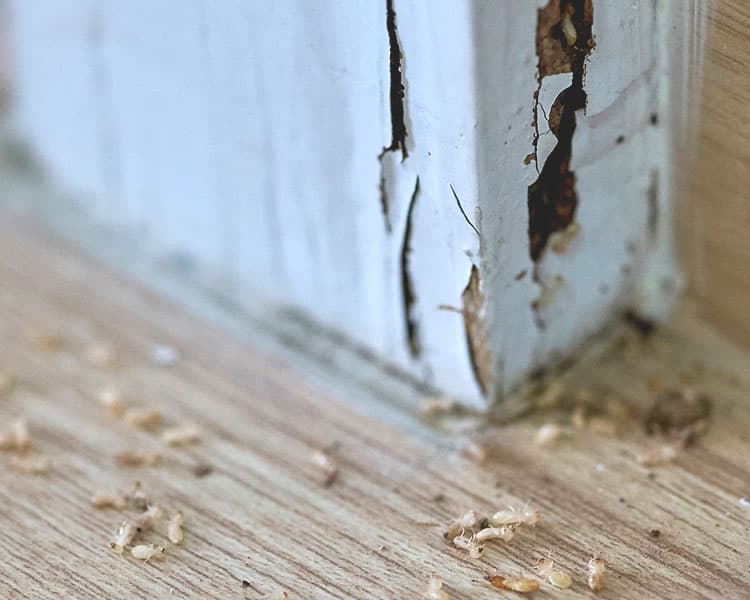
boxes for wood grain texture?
[676,0,750,346]
[1,214,749,599]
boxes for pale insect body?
[534,423,562,448]
[311,448,338,487]
[486,575,539,593]
[490,504,540,527]
[97,387,125,416]
[168,511,184,545]
[587,557,606,592]
[452,534,484,559]
[536,558,573,589]
[474,526,515,543]
[110,520,137,554]
[124,407,161,429]
[10,454,50,474]
[161,423,201,446]
[636,443,680,466]
[0,418,31,452]
[131,544,166,562]
[443,509,478,541]
[424,574,450,600]
[85,342,119,367]
[116,450,162,467]
[90,492,125,510]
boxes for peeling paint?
[400,176,420,357]
[528,0,593,263]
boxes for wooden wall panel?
[675,0,750,345]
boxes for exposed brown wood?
[675,0,750,348]
[1,214,749,598]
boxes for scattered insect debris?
[0,418,31,452]
[97,387,125,415]
[161,423,201,447]
[536,558,573,588]
[131,543,166,562]
[10,453,51,474]
[485,574,540,593]
[168,511,184,545]
[85,341,119,368]
[124,407,162,429]
[587,557,606,592]
[116,450,162,467]
[311,447,338,487]
[424,575,450,600]
[443,504,540,558]
[104,481,186,560]
[534,423,563,448]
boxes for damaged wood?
[462,265,490,396]
[400,176,420,357]
[528,0,594,262]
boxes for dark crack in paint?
[400,176,420,357]
[378,0,409,233]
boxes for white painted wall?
[5,0,680,410]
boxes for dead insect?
[536,558,573,589]
[534,423,562,448]
[124,407,161,429]
[587,557,606,592]
[452,534,484,559]
[486,575,540,593]
[424,575,450,600]
[110,520,137,554]
[97,387,125,416]
[443,509,478,541]
[161,423,201,447]
[168,511,184,545]
[90,492,126,510]
[116,450,162,467]
[636,443,680,467]
[490,504,540,527]
[311,448,338,487]
[130,544,166,562]
[474,526,515,543]
[9,453,50,474]
[85,342,119,367]
[460,441,487,463]
[0,418,31,452]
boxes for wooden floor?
[1,214,749,599]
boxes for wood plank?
[675,0,750,347]
[0,213,749,599]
